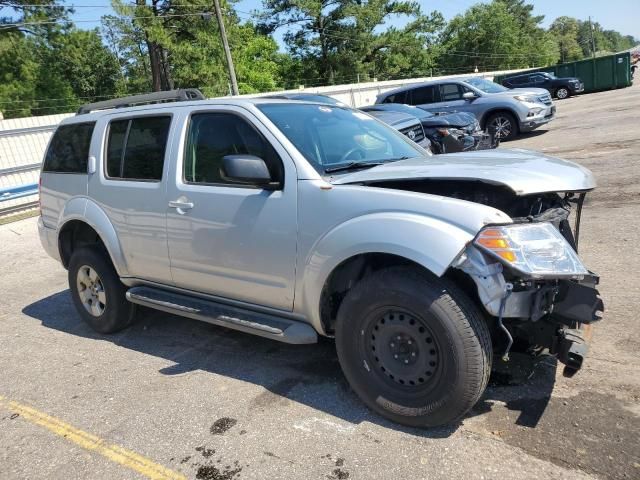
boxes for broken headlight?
[474,223,588,279]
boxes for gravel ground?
[1,83,639,480]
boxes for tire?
[555,87,569,99]
[335,266,492,427]
[68,246,135,333]
[485,111,518,141]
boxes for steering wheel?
[339,147,366,162]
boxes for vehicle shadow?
[23,290,555,436]
[513,129,549,140]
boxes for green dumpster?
[493,52,632,93]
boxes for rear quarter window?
[43,122,95,173]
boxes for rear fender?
[57,197,129,276]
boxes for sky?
[13,0,640,48]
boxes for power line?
[0,10,214,28]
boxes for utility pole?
[212,0,239,96]
[588,16,596,58]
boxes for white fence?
[0,113,72,215]
[245,69,532,106]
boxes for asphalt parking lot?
[1,82,639,480]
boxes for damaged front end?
[453,192,603,376]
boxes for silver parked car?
[38,90,602,427]
[375,77,556,140]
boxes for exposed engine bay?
[365,178,602,376]
[367,178,584,249]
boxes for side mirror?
[462,91,477,100]
[221,155,279,189]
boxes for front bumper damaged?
[455,246,604,374]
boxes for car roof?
[58,97,341,126]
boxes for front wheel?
[555,87,569,99]
[335,267,492,427]
[485,112,518,141]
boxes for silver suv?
[38,90,602,427]
[375,77,556,140]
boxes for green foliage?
[549,17,583,63]
[0,1,122,118]
[258,0,444,86]
[439,0,558,72]
[1,0,638,118]
[106,0,283,96]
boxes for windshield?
[258,104,424,174]
[464,77,508,93]
[289,94,345,106]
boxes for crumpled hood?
[422,111,476,128]
[368,110,417,127]
[331,149,596,195]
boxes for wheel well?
[58,221,106,269]
[319,253,430,334]
[480,108,517,130]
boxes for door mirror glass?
[221,155,276,188]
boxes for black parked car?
[502,72,584,99]
[360,103,498,154]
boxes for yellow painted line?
[0,396,186,480]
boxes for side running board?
[126,286,317,344]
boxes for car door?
[88,113,174,284]
[165,106,298,311]
[406,85,441,112]
[528,74,547,90]
[433,83,472,114]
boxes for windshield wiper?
[324,161,384,173]
[324,157,410,174]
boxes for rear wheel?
[68,246,135,333]
[555,87,569,99]
[335,266,492,427]
[485,112,518,141]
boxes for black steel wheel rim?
[363,309,442,390]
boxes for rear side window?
[408,86,437,105]
[43,122,95,173]
[106,116,171,181]
[382,91,407,104]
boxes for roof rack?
[76,89,205,115]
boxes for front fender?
[57,197,129,276]
[299,212,474,333]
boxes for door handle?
[168,200,194,212]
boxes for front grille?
[538,93,553,105]
[400,124,425,143]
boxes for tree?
[258,0,444,86]
[1,2,122,118]
[549,16,583,63]
[106,0,283,95]
[440,1,558,72]
[0,32,40,117]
